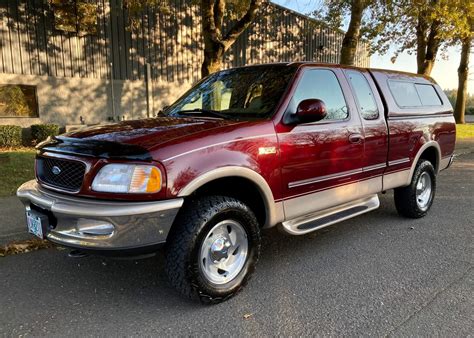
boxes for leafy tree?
[451,1,474,124]
[313,0,388,66]
[124,0,263,77]
[367,0,469,76]
[124,0,170,30]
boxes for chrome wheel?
[416,172,432,210]
[199,220,249,285]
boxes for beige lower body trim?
[283,176,383,221]
[266,201,285,229]
[383,169,411,190]
[281,194,380,235]
[439,156,453,171]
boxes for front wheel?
[165,196,261,304]
[394,160,436,218]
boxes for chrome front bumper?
[17,180,183,250]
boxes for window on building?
[415,84,442,106]
[292,69,348,121]
[347,70,379,120]
[0,85,39,118]
[51,0,98,35]
[388,81,422,107]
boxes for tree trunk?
[454,37,471,124]
[416,13,427,73]
[416,1,441,76]
[201,42,225,77]
[200,0,262,78]
[416,23,440,76]
[340,0,364,65]
[417,59,436,76]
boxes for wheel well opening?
[190,177,267,227]
[419,147,439,172]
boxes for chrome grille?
[36,156,86,192]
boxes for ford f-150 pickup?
[17,63,456,303]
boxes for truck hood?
[63,117,241,148]
[37,117,243,160]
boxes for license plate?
[26,210,47,239]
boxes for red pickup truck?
[17,63,456,303]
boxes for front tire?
[165,196,261,304]
[394,160,436,218]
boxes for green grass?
[457,124,474,140]
[0,149,35,197]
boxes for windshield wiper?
[177,109,231,120]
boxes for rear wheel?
[394,160,436,218]
[165,196,261,304]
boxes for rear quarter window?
[388,81,422,107]
[415,84,442,106]
[388,80,443,108]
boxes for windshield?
[164,65,296,120]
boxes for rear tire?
[165,196,261,304]
[394,160,436,218]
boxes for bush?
[0,125,22,146]
[31,123,59,143]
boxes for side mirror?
[296,99,327,123]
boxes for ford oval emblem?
[51,166,61,175]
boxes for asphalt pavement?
[0,151,473,336]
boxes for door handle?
[348,133,363,144]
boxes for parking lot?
[0,151,473,336]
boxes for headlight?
[92,164,162,193]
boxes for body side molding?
[383,141,441,189]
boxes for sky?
[272,0,473,93]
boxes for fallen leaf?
[0,238,55,257]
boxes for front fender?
[178,166,284,228]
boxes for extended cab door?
[276,67,366,220]
[343,69,388,190]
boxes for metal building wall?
[0,0,370,125]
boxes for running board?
[279,194,380,235]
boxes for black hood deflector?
[37,136,152,161]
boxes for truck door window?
[347,70,379,120]
[293,69,348,121]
